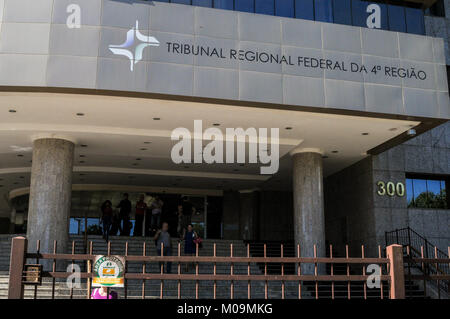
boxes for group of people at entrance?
[100,193,197,243]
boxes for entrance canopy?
[0,0,448,220]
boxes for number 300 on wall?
[376,181,405,197]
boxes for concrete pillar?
[27,138,74,258]
[291,150,325,274]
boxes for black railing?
[385,227,449,297]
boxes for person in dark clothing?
[110,212,120,236]
[183,224,198,272]
[134,194,147,237]
[100,200,113,242]
[116,193,131,236]
[154,222,172,273]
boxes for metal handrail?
[385,227,449,296]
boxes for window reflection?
[256,0,275,15]
[235,0,254,13]
[152,0,426,36]
[295,0,314,20]
[407,177,448,209]
[388,4,406,32]
[213,0,234,10]
[333,0,352,25]
[315,0,333,22]
[275,0,294,18]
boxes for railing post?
[387,244,405,299]
[8,236,27,299]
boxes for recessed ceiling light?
[322,155,329,159]
[80,144,88,148]
[213,123,220,126]
[140,148,147,151]
[153,117,160,121]
[76,113,85,116]
[79,155,86,158]
[285,127,293,130]
[132,163,139,166]
[135,158,141,161]
[362,132,369,136]
[332,150,338,154]
[17,154,23,157]
[9,109,16,113]
[144,141,152,144]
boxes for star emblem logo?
[109,21,160,71]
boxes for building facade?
[0,0,448,264]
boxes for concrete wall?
[372,121,450,252]
[324,157,376,257]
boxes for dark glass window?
[213,0,234,10]
[171,0,191,5]
[407,177,448,209]
[294,0,314,20]
[333,0,352,25]
[314,0,333,22]
[351,0,367,27]
[235,0,255,13]
[275,0,294,18]
[388,4,406,32]
[405,7,425,35]
[193,0,213,7]
[256,0,275,15]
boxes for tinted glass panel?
[172,0,191,5]
[388,4,406,32]
[213,0,234,10]
[256,0,275,15]
[351,0,367,26]
[333,0,351,25]
[193,0,213,7]
[406,179,414,207]
[275,0,294,18]
[295,0,314,20]
[315,0,333,22]
[405,7,425,35]
[235,0,255,13]
[412,179,427,208]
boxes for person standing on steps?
[100,200,113,242]
[183,224,198,272]
[154,222,172,273]
[116,193,131,236]
[134,194,147,237]
[150,195,164,233]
